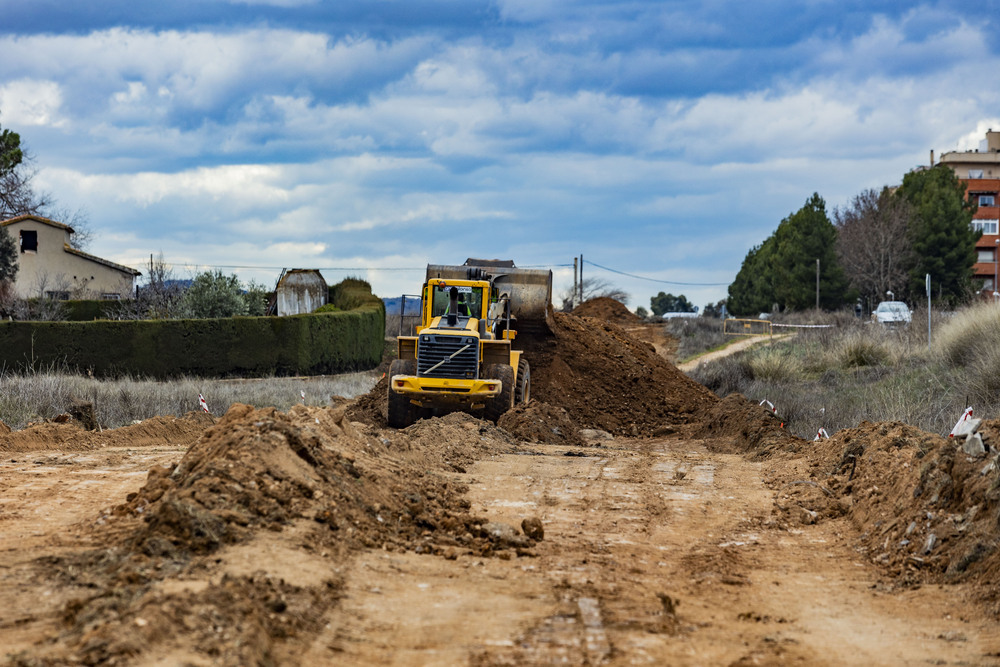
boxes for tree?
[559,277,629,311]
[834,187,912,305]
[179,270,249,319]
[635,306,649,319]
[1,122,23,176]
[0,221,16,285]
[896,165,978,306]
[649,292,696,316]
[728,194,850,314]
[243,279,270,316]
[702,299,727,318]
[728,240,777,315]
[1,114,90,247]
[0,119,23,285]
[112,253,186,320]
[771,194,850,310]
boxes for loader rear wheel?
[515,358,530,405]
[483,363,515,423]
[387,359,419,429]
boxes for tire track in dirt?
[305,435,1000,665]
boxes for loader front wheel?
[515,358,530,405]
[387,359,418,428]
[483,363,515,423]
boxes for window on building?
[970,169,985,179]
[986,278,996,291]
[978,249,996,263]
[44,290,70,300]
[20,230,37,253]
[972,220,999,235]
[100,293,122,300]
[980,195,997,207]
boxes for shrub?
[747,346,803,383]
[179,270,247,319]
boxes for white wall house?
[1,214,141,299]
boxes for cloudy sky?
[1,0,998,310]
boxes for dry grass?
[667,317,727,361]
[688,309,983,440]
[0,368,379,431]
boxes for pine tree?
[897,165,978,305]
[728,194,850,314]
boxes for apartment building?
[938,130,1000,291]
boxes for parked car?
[872,301,911,325]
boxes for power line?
[585,259,730,287]
[158,263,575,272]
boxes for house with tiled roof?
[0,214,141,300]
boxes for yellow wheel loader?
[387,259,553,428]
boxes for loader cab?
[425,281,487,323]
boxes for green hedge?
[64,300,118,321]
[0,280,384,378]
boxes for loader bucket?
[425,259,554,334]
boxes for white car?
[872,301,911,325]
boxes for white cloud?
[0,79,65,127]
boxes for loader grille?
[417,334,479,379]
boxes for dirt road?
[2,417,997,665]
[677,334,793,373]
[3,308,1000,665]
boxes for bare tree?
[0,163,50,220]
[559,277,629,311]
[47,206,94,250]
[6,271,71,321]
[1,120,92,248]
[834,187,912,304]
[110,252,184,320]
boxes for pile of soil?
[40,405,537,665]
[345,374,389,427]
[767,419,1000,612]
[351,311,713,437]
[0,412,214,453]
[498,400,583,447]
[572,297,642,325]
[519,312,717,436]
[694,393,804,459]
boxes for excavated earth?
[2,306,1000,665]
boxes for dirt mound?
[346,373,388,427]
[519,312,717,436]
[768,419,1000,610]
[572,296,642,325]
[40,405,537,665]
[498,400,583,446]
[694,393,805,458]
[350,312,712,437]
[0,412,213,453]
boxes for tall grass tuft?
[935,303,1000,367]
[747,346,803,382]
[935,303,1000,408]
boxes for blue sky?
[1,0,998,310]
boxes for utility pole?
[926,273,932,351]
[573,256,578,309]
[815,258,820,310]
[579,254,584,305]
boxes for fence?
[723,318,773,337]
